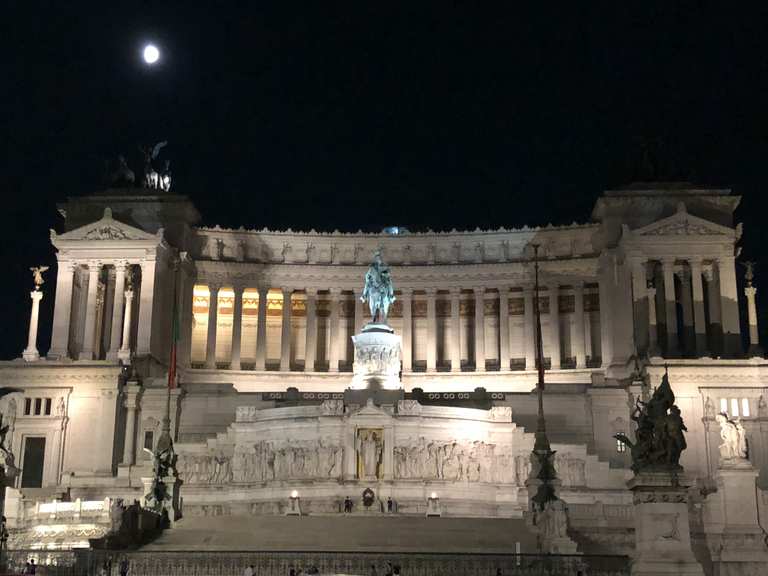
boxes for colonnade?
[197,283,595,373]
[632,255,741,358]
[49,260,150,361]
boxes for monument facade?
[1,181,767,573]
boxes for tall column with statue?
[23,267,48,361]
[743,262,763,357]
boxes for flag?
[167,294,180,389]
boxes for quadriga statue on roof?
[361,250,395,323]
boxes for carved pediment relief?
[632,204,733,238]
[52,208,160,243]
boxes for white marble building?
[2,183,767,563]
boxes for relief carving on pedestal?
[177,439,344,484]
[393,438,532,484]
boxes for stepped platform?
[143,514,537,553]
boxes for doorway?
[21,437,46,488]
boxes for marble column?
[690,258,709,356]
[23,290,44,361]
[631,257,649,353]
[230,285,244,370]
[118,287,134,363]
[401,289,413,372]
[449,288,461,372]
[107,263,127,361]
[647,284,661,357]
[745,284,762,356]
[426,288,437,372]
[549,285,561,369]
[280,288,293,371]
[255,287,269,370]
[524,287,536,370]
[677,266,695,356]
[121,384,141,466]
[49,260,75,359]
[498,287,510,371]
[79,262,101,360]
[662,257,680,356]
[354,291,366,334]
[474,287,486,372]
[573,283,587,368]
[136,258,156,356]
[704,265,723,355]
[718,255,742,356]
[328,289,341,372]
[205,284,220,369]
[304,289,318,371]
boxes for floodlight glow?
[143,44,160,64]
[290,490,299,499]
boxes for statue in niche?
[614,369,688,471]
[360,250,395,323]
[716,412,748,462]
[357,430,383,480]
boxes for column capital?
[549,283,560,292]
[424,287,438,296]
[688,256,704,268]
[305,287,318,297]
[398,288,413,299]
[661,256,677,266]
[745,286,758,298]
[449,286,463,296]
[257,285,270,296]
[573,281,585,293]
[473,287,485,296]
[86,260,103,272]
[327,287,341,296]
[281,286,293,296]
[498,285,510,295]
[208,283,221,294]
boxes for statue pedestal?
[628,471,704,576]
[702,462,768,574]
[141,475,182,526]
[350,323,402,390]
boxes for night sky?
[3,2,768,359]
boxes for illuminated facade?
[2,183,767,561]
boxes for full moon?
[143,44,160,64]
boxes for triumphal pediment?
[632,203,734,238]
[51,207,161,244]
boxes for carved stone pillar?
[205,284,220,369]
[662,257,680,356]
[718,255,742,356]
[426,288,437,372]
[328,288,340,372]
[524,286,535,370]
[136,258,156,356]
[304,288,318,371]
[121,383,141,466]
[49,260,75,359]
[230,284,244,370]
[573,283,587,368]
[106,262,127,361]
[255,286,269,370]
[549,285,561,369]
[400,289,413,372]
[677,265,695,356]
[690,258,709,357]
[354,290,366,334]
[22,290,44,362]
[631,257,649,353]
[79,262,101,360]
[118,286,134,363]
[474,287,486,372]
[745,285,762,356]
[704,264,723,355]
[498,287,510,371]
[280,287,293,371]
[450,287,461,372]
[647,284,661,357]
